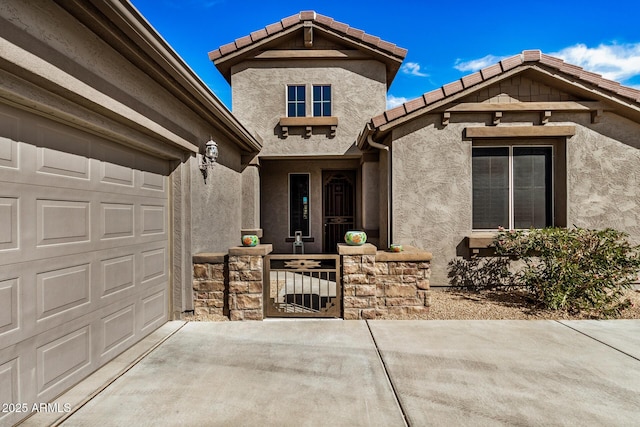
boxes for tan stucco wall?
[390,111,640,286]
[231,59,387,157]
[565,113,640,242]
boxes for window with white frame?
[312,85,331,117]
[472,146,553,230]
[287,85,306,117]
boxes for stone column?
[192,253,227,317]
[375,248,432,318]
[338,243,378,319]
[227,244,272,321]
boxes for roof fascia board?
[377,64,640,134]
[377,67,530,133]
[527,65,640,117]
[0,35,197,156]
[60,0,261,153]
[211,24,303,66]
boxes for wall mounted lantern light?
[199,138,218,183]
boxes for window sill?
[467,232,498,249]
[279,117,338,138]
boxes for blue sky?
[130,0,640,110]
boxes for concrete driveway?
[21,320,640,426]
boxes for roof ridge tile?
[212,10,406,63]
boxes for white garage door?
[0,103,170,424]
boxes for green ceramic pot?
[241,235,259,247]
[344,230,367,246]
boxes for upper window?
[472,146,553,230]
[287,85,306,117]
[312,85,331,117]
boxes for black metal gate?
[264,254,341,318]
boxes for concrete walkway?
[21,320,640,426]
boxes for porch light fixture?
[199,138,218,183]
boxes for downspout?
[367,135,392,247]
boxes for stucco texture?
[390,112,640,286]
[567,113,640,243]
[391,118,473,287]
[231,59,387,157]
[191,152,245,253]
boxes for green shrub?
[447,257,514,291]
[494,227,640,315]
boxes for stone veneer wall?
[227,244,273,321]
[193,243,429,321]
[339,243,432,320]
[192,253,227,316]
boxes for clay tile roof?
[368,50,640,130]
[209,10,407,63]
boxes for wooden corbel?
[281,126,288,138]
[442,112,450,126]
[591,109,603,124]
[305,126,312,138]
[541,110,552,125]
[304,24,313,48]
[493,111,502,125]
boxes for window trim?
[288,172,311,238]
[286,84,306,118]
[312,84,332,117]
[472,144,555,231]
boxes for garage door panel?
[100,304,135,356]
[101,202,135,240]
[0,196,18,251]
[141,204,166,236]
[0,277,19,336]
[101,254,135,298]
[37,199,91,247]
[1,104,171,420]
[141,247,167,285]
[140,286,168,332]
[36,146,90,181]
[37,325,91,397]
[0,184,167,267]
[37,263,91,322]
[0,136,18,170]
[0,110,19,170]
[0,357,19,425]
[140,169,166,192]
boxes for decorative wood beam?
[254,49,369,59]
[591,109,603,124]
[465,125,576,138]
[446,101,607,113]
[493,111,502,125]
[279,117,338,127]
[541,110,552,124]
[304,23,313,48]
[442,112,450,126]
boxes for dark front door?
[323,170,356,253]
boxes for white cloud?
[551,43,640,83]
[401,62,428,77]
[453,43,640,86]
[387,95,408,109]
[454,55,508,72]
